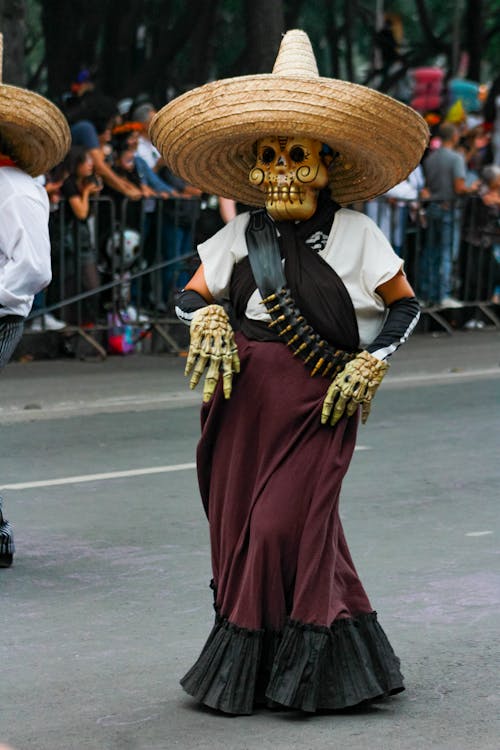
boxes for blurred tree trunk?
[100,0,143,96]
[41,0,103,97]
[325,0,341,78]
[0,0,26,85]
[239,0,285,74]
[464,0,482,81]
[123,0,207,99]
[182,0,220,86]
[284,0,304,30]
[343,0,354,81]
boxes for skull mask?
[249,136,330,221]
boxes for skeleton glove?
[321,350,389,426]
[185,304,240,402]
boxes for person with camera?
[67,93,142,203]
[54,145,103,324]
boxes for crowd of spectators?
[30,84,204,331]
[364,103,500,317]
[27,73,500,337]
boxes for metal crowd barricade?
[25,192,500,359]
[362,195,500,334]
[26,194,201,358]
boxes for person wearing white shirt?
[0,38,70,567]
[0,163,54,568]
[0,165,53,350]
[133,102,162,170]
[364,165,425,255]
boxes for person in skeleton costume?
[150,30,428,715]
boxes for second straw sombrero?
[0,34,70,176]
[150,29,429,207]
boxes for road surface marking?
[1,447,371,490]
[0,463,197,490]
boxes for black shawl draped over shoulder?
[229,191,360,353]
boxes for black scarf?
[230,190,360,352]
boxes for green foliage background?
[15,0,500,101]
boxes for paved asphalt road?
[0,329,499,750]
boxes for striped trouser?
[0,318,23,559]
[0,496,15,556]
[0,317,24,371]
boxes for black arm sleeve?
[365,296,420,360]
[174,288,209,326]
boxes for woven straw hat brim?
[150,74,429,206]
[0,83,71,176]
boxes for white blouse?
[198,208,403,347]
[0,167,51,319]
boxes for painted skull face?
[249,136,330,221]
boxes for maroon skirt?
[181,332,404,714]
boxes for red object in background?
[410,67,444,113]
[107,312,135,355]
[411,95,442,113]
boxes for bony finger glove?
[321,350,388,426]
[185,305,240,402]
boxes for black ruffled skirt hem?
[180,612,404,715]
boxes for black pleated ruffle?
[181,618,263,715]
[180,612,404,715]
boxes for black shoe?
[0,552,13,568]
[0,502,14,567]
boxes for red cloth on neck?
[0,155,17,167]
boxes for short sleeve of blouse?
[357,214,403,293]
[324,210,402,298]
[452,151,466,181]
[197,212,251,300]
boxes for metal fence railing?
[26,195,202,357]
[362,194,500,334]
[25,193,500,358]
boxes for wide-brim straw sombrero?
[150,29,429,206]
[0,34,70,176]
